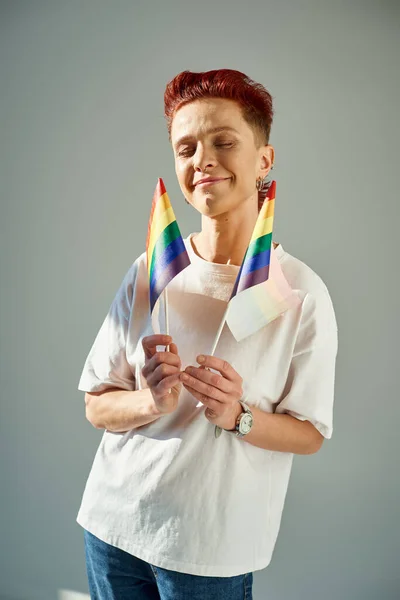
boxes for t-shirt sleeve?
[274,285,339,439]
[77,263,138,394]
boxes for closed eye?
[177,142,234,157]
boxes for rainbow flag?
[146,178,191,312]
[225,180,300,341]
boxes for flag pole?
[210,304,229,356]
[209,259,233,440]
[164,287,169,336]
[164,287,170,351]
[210,303,229,439]
[210,258,231,357]
[164,287,171,393]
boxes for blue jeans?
[84,530,253,599]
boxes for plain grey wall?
[1,1,399,599]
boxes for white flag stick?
[164,286,170,337]
[210,303,229,356]
[211,303,230,439]
[164,287,170,352]
[209,258,232,357]
[163,286,171,393]
[209,259,234,440]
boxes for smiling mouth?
[196,178,230,187]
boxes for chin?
[196,197,238,217]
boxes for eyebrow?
[173,126,240,149]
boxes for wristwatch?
[227,399,253,438]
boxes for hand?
[180,354,244,430]
[141,335,182,415]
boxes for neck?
[192,203,277,266]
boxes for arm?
[239,404,324,454]
[181,286,337,455]
[85,387,163,433]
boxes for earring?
[256,164,275,190]
[256,176,266,191]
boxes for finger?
[164,341,179,354]
[196,355,242,384]
[146,363,180,388]
[169,342,179,356]
[165,341,178,354]
[180,371,227,402]
[155,372,182,395]
[142,351,181,378]
[142,335,172,359]
[184,366,238,396]
[182,383,221,413]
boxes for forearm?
[85,387,162,433]
[240,405,323,454]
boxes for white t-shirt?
[76,233,338,577]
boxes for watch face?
[239,413,253,434]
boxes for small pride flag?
[225,180,300,341]
[146,178,191,313]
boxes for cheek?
[230,163,256,187]
[175,163,189,184]
[225,159,245,181]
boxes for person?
[77,69,338,600]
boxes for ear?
[259,145,275,178]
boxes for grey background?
[1,1,398,599]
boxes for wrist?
[225,400,244,431]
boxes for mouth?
[195,178,230,188]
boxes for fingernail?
[197,355,205,363]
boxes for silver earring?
[256,177,265,191]
[256,164,275,191]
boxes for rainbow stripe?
[230,180,276,299]
[146,178,190,312]
[225,181,300,341]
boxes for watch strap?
[234,398,253,438]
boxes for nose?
[193,145,217,172]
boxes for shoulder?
[279,248,338,345]
[119,250,147,286]
[278,248,330,299]
[111,250,148,307]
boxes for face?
[171,98,274,217]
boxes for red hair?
[163,69,274,210]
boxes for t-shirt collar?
[185,232,285,273]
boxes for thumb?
[169,342,179,355]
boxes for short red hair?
[163,69,274,210]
